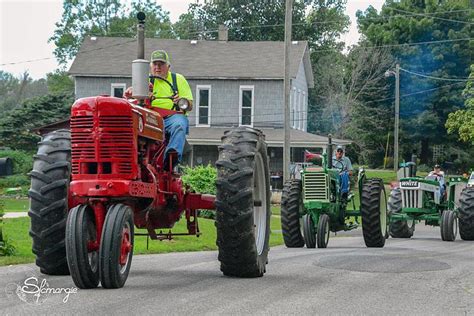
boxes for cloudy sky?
[0,0,384,79]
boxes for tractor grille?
[401,189,423,209]
[99,116,133,174]
[303,173,328,200]
[71,115,134,175]
[71,116,94,174]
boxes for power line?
[391,8,474,25]
[400,68,473,82]
[0,39,136,67]
[313,37,472,52]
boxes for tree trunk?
[420,139,430,164]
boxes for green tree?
[356,0,473,163]
[46,71,74,94]
[0,92,73,151]
[50,0,174,67]
[446,65,474,142]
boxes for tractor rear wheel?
[388,188,415,238]
[28,129,71,275]
[459,187,474,240]
[302,214,316,248]
[361,179,387,247]
[66,204,99,289]
[215,127,270,277]
[441,210,457,242]
[317,214,330,248]
[281,180,304,247]
[99,204,134,288]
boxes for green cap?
[151,50,170,64]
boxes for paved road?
[1,225,473,315]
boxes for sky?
[0,0,384,79]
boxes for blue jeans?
[164,114,189,162]
[340,171,350,194]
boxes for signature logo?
[401,180,418,188]
[5,275,78,305]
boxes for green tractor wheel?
[280,180,305,247]
[459,187,474,240]
[440,210,457,242]
[388,188,415,238]
[302,214,316,248]
[317,214,330,248]
[361,179,387,247]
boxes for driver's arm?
[345,157,353,176]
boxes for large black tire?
[302,214,316,248]
[280,180,304,247]
[215,127,271,277]
[361,179,387,247]
[66,205,100,289]
[317,214,330,248]
[388,188,415,238]
[441,210,457,242]
[28,129,71,275]
[99,204,134,289]
[459,187,474,240]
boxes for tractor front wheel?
[99,204,134,288]
[361,179,387,247]
[281,180,304,247]
[302,214,316,248]
[459,187,474,240]
[28,129,71,275]
[388,188,415,238]
[317,214,330,248]
[441,210,457,242]
[215,127,270,277]
[66,205,99,289]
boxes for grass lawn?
[1,197,29,213]
[365,169,397,184]
[0,213,284,266]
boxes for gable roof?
[68,37,314,87]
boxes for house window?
[196,85,211,126]
[301,91,306,131]
[239,85,254,126]
[111,83,126,98]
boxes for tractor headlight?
[177,98,190,111]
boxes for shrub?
[0,174,30,189]
[0,150,33,174]
[182,164,217,219]
[0,200,16,256]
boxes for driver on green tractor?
[332,145,353,200]
[425,164,446,199]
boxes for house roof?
[68,37,314,87]
[188,127,351,148]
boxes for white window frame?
[239,85,254,127]
[291,87,297,129]
[302,91,306,131]
[111,83,126,98]
[297,89,302,130]
[195,85,212,127]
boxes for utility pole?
[283,0,293,182]
[385,64,400,171]
[394,63,400,172]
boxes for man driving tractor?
[332,145,353,197]
[125,49,193,169]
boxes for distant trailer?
[0,157,13,176]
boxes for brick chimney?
[218,25,228,41]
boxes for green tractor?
[388,163,474,241]
[280,136,388,248]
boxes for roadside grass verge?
[1,197,29,213]
[0,214,283,266]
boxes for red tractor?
[28,13,271,289]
